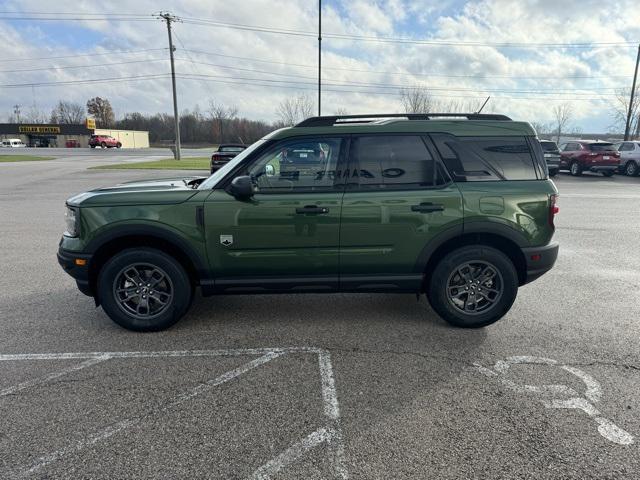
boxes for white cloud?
[0,0,638,132]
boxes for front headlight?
[64,206,79,237]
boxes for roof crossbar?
[296,113,512,127]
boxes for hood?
[67,176,208,207]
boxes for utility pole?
[13,104,21,123]
[318,0,322,117]
[624,43,640,141]
[158,12,182,160]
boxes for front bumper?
[57,247,94,296]
[521,242,559,284]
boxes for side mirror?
[229,175,256,199]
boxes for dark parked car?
[210,144,246,173]
[89,135,121,149]
[539,140,560,177]
[559,141,620,176]
[58,113,559,332]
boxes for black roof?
[296,113,512,127]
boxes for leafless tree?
[208,100,238,143]
[50,101,85,124]
[333,108,349,116]
[552,103,573,144]
[24,105,48,124]
[276,93,315,126]
[530,122,552,136]
[400,86,436,113]
[609,86,640,139]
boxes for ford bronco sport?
[58,113,559,331]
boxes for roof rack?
[295,113,512,127]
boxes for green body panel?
[339,185,463,274]
[203,189,342,277]
[457,180,558,246]
[60,119,558,293]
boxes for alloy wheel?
[446,261,504,315]
[112,263,173,320]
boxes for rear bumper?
[588,165,618,173]
[57,247,94,296]
[521,242,559,285]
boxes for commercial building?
[0,122,149,148]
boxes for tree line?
[6,88,639,145]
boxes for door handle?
[295,205,329,214]
[411,202,444,213]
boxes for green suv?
[58,113,559,331]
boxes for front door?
[339,134,463,291]
[204,136,347,292]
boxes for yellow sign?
[18,126,61,134]
[86,118,96,130]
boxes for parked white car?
[1,138,27,148]
[614,141,640,176]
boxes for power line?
[173,57,627,93]
[0,58,166,74]
[0,48,166,63]
[0,74,169,88]
[178,17,637,49]
[180,48,634,80]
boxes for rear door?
[339,134,463,291]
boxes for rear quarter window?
[432,134,539,181]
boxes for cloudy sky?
[1,0,639,132]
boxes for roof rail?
[295,113,512,127]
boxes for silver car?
[614,141,640,176]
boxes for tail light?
[549,194,559,228]
[589,152,597,156]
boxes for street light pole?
[159,12,182,160]
[624,44,640,141]
[318,0,322,117]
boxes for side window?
[247,137,343,192]
[433,135,537,180]
[563,143,575,151]
[620,143,633,151]
[431,133,501,181]
[350,135,438,189]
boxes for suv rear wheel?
[427,246,518,328]
[101,141,107,148]
[570,161,582,176]
[97,248,192,331]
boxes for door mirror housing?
[228,175,256,199]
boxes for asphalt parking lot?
[1,153,639,479]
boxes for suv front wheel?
[97,248,192,331]
[427,246,518,328]
[570,161,582,176]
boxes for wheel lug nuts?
[136,290,140,293]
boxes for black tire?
[90,145,96,149]
[427,246,518,328]
[101,142,107,148]
[570,161,582,176]
[116,142,122,148]
[602,171,614,177]
[549,170,558,177]
[97,248,192,331]
[625,161,638,177]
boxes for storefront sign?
[18,126,61,134]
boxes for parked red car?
[210,144,247,173]
[559,141,620,176]
[89,134,122,149]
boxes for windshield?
[588,143,614,152]
[539,141,559,152]
[198,139,267,190]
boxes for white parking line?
[475,356,635,446]
[0,348,349,479]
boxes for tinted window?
[248,137,343,192]
[588,143,615,152]
[350,136,437,189]
[219,146,245,153]
[540,141,559,153]
[433,135,537,180]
